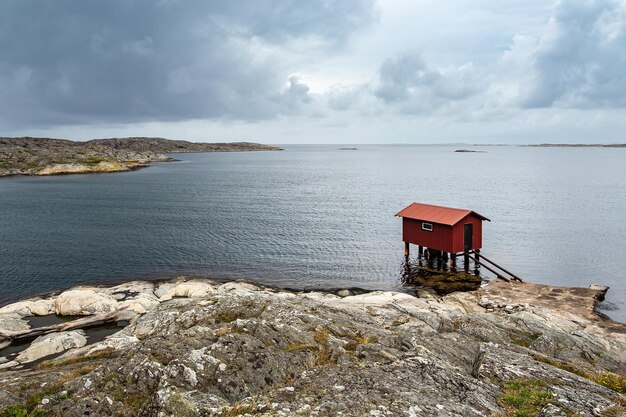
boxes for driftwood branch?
[0,310,123,342]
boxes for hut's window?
[421,222,433,232]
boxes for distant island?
[0,137,281,177]
[454,149,486,153]
[526,143,626,147]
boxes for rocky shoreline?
[0,137,281,177]
[0,278,624,416]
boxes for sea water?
[1,145,624,321]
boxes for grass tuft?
[284,343,317,352]
[0,370,80,417]
[533,354,626,394]
[510,332,540,348]
[110,387,150,413]
[498,379,553,417]
[313,328,329,345]
[0,405,45,417]
[589,372,626,394]
[344,332,379,351]
[299,327,337,368]
[214,311,241,324]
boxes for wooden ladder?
[466,251,523,282]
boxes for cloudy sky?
[1,0,625,143]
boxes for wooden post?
[450,254,457,271]
[404,242,410,259]
[418,245,423,256]
[474,249,481,275]
[464,252,470,273]
[443,252,449,262]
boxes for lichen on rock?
[54,289,119,316]
[0,278,624,416]
[16,330,87,364]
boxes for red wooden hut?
[395,202,490,258]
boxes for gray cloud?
[0,0,375,129]
[326,51,485,116]
[2,0,626,143]
[374,51,484,106]
[280,76,312,111]
[519,0,626,108]
[375,53,434,103]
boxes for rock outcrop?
[16,331,87,364]
[0,137,281,177]
[0,299,55,317]
[35,161,146,176]
[54,289,119,316]
[0,278,624,416]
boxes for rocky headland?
[0,137,281,177]
[0,278,624,416]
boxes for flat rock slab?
[16,330,87,364]
[0,313,29,333]
[478,280,604,322]
[54,289,118,316]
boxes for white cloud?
[372,52,485,112]
[513,0,626,108]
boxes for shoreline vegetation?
[0,137,281,178]
[0,277,624,416]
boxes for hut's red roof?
[395,202,490,225]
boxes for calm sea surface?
[1,145,624,322]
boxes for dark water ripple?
[0,145,624,322]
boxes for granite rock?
[16,330,87,364]
[0,279,623,416]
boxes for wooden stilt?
[418,245,423,255]
[474,249,481,275]
[441,252,448,271]
[464,252,470,273]
[450,254,456,271]
[404,242,410,258]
